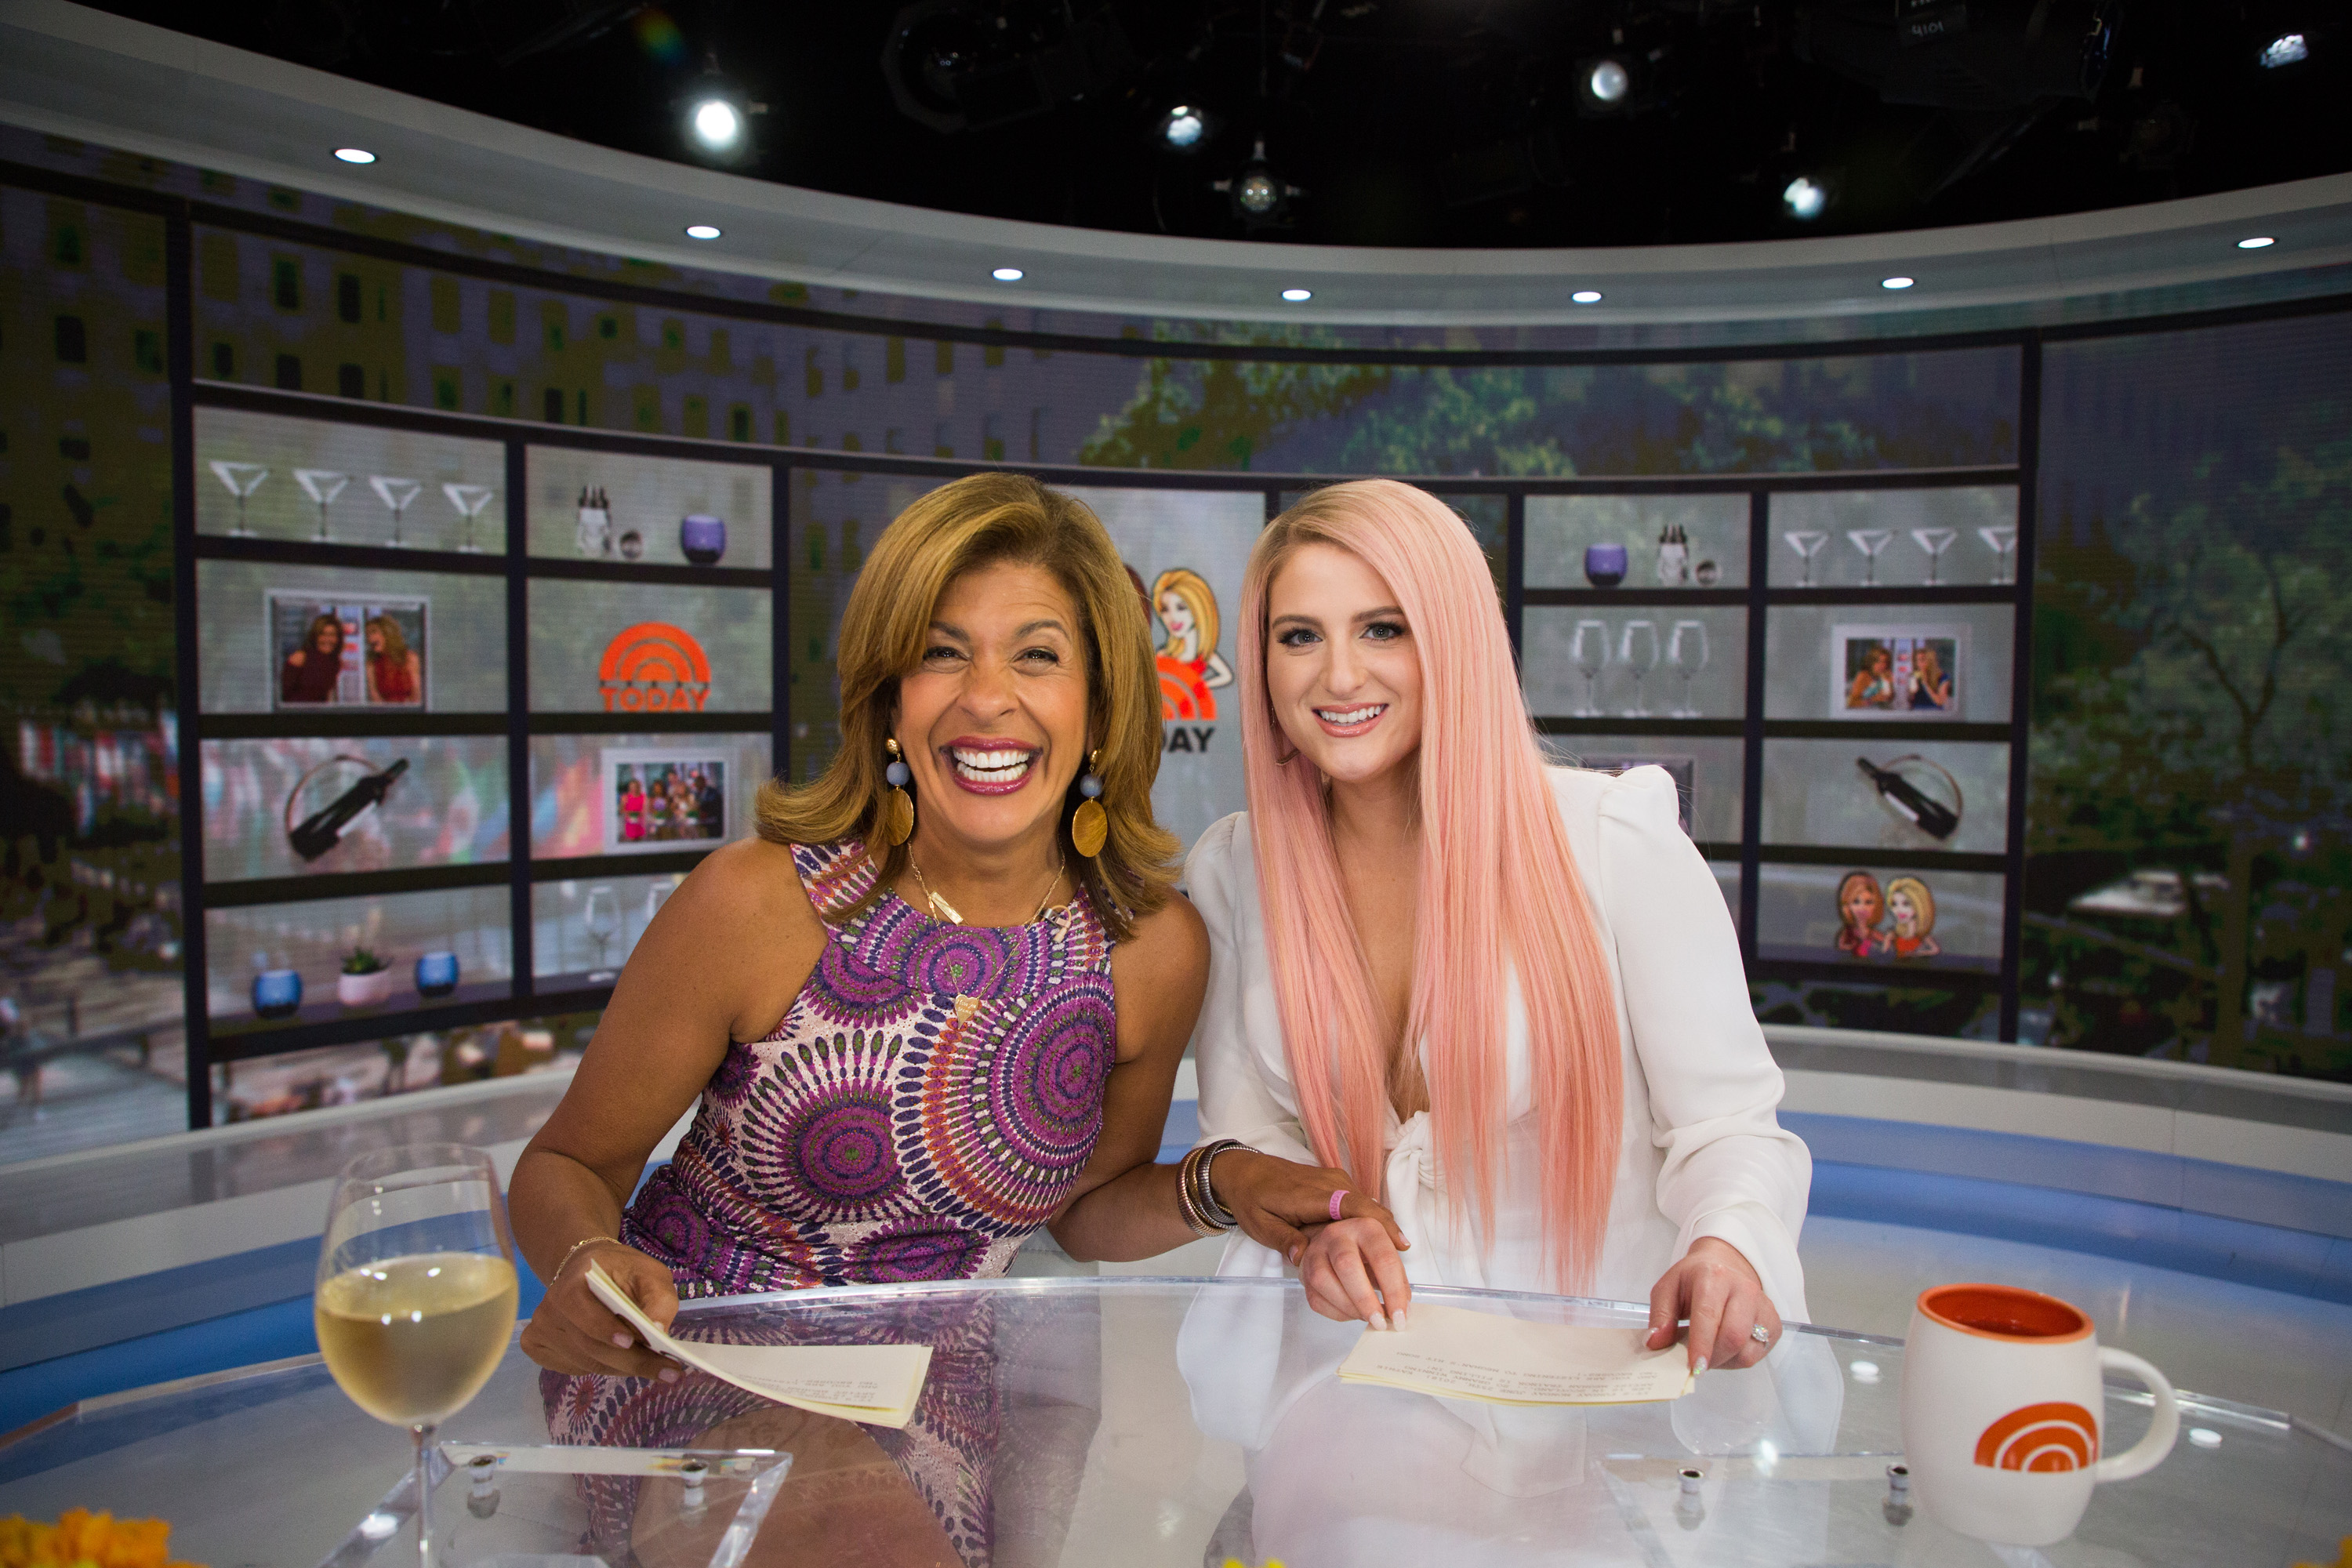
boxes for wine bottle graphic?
[1856,755,1961,841]
[289,758,411,862]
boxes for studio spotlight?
[681,57,764,162]
[1215,137,1304,230]
[1578,56,1632,112]
[691,97,742,151]
[1782,176,1831,221]
[1158,104,1208,151]
[2259,33,2309,68]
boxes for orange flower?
[0,1510,201,1568]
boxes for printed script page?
[1337,1301,1697,1405]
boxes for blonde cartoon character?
[1152,566,1232,720]
[1886,875,1941,958]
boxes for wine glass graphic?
[209,461,268,537]
[583,884,621,982]
[441,483,497,554]
[1618,619,1661,718]
[1668,620,1709,717]
[293,470,350,543]
[1570,619,1611,718]
[368,476,421,549]
[1911,528,1958,586]
[1979,524,2019,585]
[1846,528,1894,588]
[1783,530,1829,587]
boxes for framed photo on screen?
[1829,622,1964,720]
[267,591,429,710]
[601,748,728,852]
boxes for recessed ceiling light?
[2238,235,2277,249]
[992,267,1025,281]
[1880,275,1916,290]
[1782,176,1829,221]
[333,147,376,165]
[1570,290,1603,304]
[684,224,722,240]
[2259,33,2308,69]
[1281,287,1312,302]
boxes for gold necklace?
[909,856,1066,926]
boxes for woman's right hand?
[1294,1218,1414,1331]
[518,1239,685,1381]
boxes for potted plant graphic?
[337,945,394,1008]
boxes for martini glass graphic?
[1911,527,1958,586]
[1979,524,2019,585]
[1783,530,1828,587]
[368,476,421,549]
[442,483,496,554]
[1846,528,1894,589]
[293,470,350,543]
[209,462,267,537]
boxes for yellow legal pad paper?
[586,1262,931,1428]
[1337,1301,1697,1406]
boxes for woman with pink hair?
[1187,479,1812,1372]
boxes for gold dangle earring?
[1070,750,1108,859]
[880,738,915,847]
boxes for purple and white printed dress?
[543,837,1120,1564]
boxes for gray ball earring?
[880,738,914,847]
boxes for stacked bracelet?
[1178,1139,1245,1235]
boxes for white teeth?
[949,746,1034,783]
[1316,705,1385,726]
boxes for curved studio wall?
[2,100,2350,1157]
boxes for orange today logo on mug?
[1974,1401,2100,1471]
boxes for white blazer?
[1185,763,1813,1322]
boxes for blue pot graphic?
[415,951,460,997]
[680,514,727,565]
[1584,543,1629,588]
[252,968,303,1019]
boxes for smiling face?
[1841,877,1883,930]
[1157,590,1195,641]
[893,558,1093,857]
[1264,541,1424,790]
[1888,887,1918,935]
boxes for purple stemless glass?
[1584,543,1628,588]
[680,514,728,565]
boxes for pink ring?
[1328,1189,1348,1222]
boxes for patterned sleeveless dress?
[543,837,1120,1565]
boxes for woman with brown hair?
[511,473,1378,1565]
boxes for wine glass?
[1618,619,1661,718]
[1846,528,1893,588]
[640,881,671,948]
[1667,620,1709,717]
[1979,524,2019,585]
[1911,528,1958,586]
[371,476,422,549]
[316,1144,519,1568]
[442,483,497,554]
[1783,530,1828,587]
[295,470,350,543]
[209,461,268,537]
[1570,619,1611,718]
[583,885,621,982]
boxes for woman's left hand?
[1645,1236,1780,1372]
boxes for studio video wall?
[3,126,2347,1155]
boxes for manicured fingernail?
[1694,1357,1708,1375]
[612,1333,633,1348]
[659,1367,681,1384]
[1370,1312,1390,1332]
[1392,1308,1408,1330]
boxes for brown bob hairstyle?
[753,473,1179,941]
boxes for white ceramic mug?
[1900,1283,2178,1547]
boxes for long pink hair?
[1239,480,1624,1290]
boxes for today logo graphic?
[1973,1401,2100,1472]
[598,622,712,712]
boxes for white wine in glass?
[317,1143,519,1566]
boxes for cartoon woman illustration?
[364,614,422,706]
[1886,875,1942,957]
[618,772,648,843]
[1846,642,1896,711]
[280,613,344,706]
[1152,566,1232,721]
[1835,869,1891,957]
[1907,644,1954,712]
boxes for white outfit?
[1185,763,1813,1323]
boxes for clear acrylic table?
[0,1276,2345,1567]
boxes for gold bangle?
[1174,1149,1215,1235]
[554,1232,620,1283]
[1196,1139,1243,1229]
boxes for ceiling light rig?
[1157,103,1210,151]
[1215,137,1305,232]
[1580,56,1633,111]
[2259,33,2309,68]
[681,54,766,164]
[1782,176,1831,221]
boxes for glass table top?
[0,1276,2344,1567]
